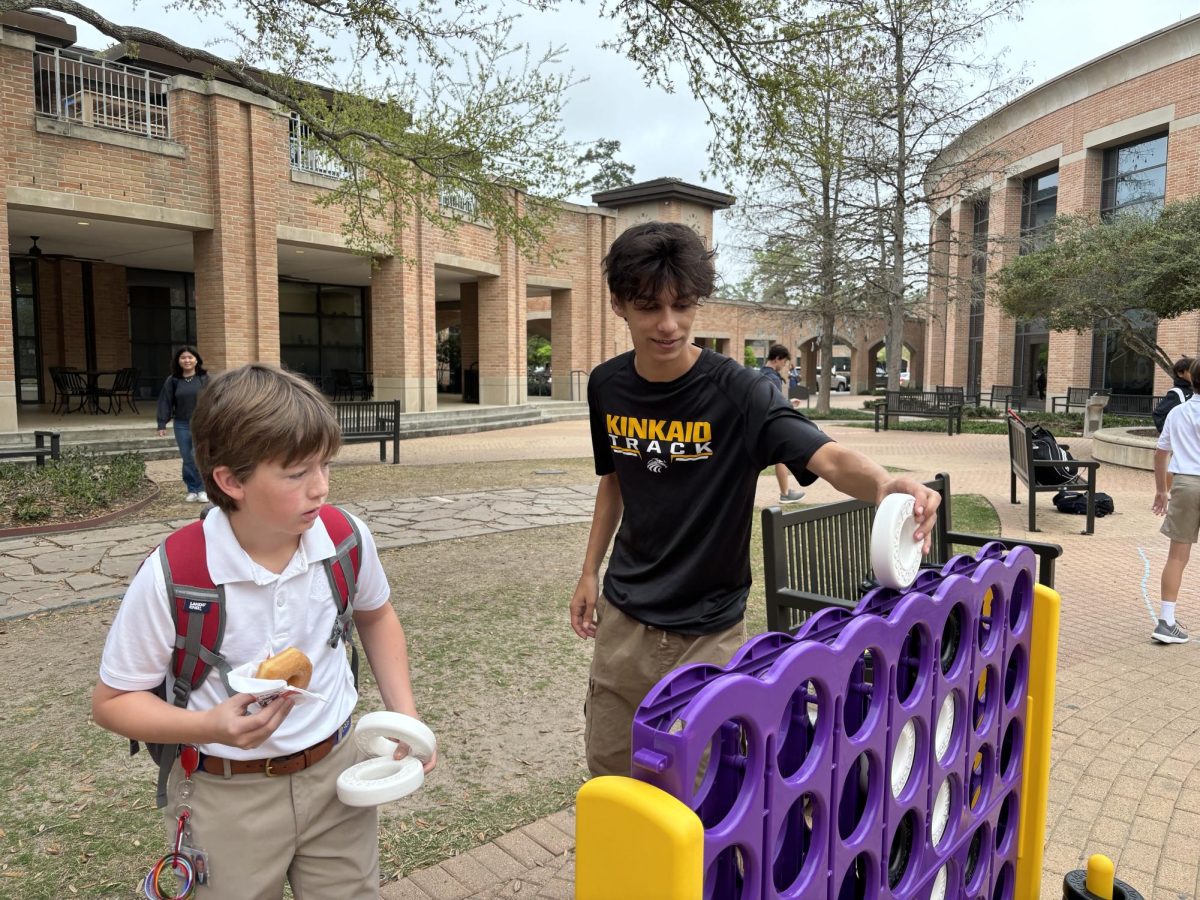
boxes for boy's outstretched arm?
[569,473,623,639]
[354,603,436,772]
[806,443,941,551]
[92,683,295,750]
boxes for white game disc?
[870,493,922,590]
[931,779,951,847]
[935,693,956,762]
[930,865,948,900]
[353,711,437,762]
[337,755,424,807]
[890,719,916,799]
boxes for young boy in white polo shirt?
[1152,358,1200,644]
[93,364,433,897]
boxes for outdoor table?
[83,369,122,414]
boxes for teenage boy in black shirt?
[569,221,940,777]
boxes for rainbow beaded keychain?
[143,745,208,899]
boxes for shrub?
[0,451,149,525]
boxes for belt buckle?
[264,755,282,777]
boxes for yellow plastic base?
[575,776,704,900]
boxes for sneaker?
[779,490,806,503]
[184,492,198,503]
[197,491,208,504]
[1152,619,1190,644]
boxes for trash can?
[462,363,480,404]
[1083,393,1109,437]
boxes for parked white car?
[816,366,850,391]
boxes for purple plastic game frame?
[630,542,1035,900]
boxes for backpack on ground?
[1053,490,1115,517]
[131,505,363,807]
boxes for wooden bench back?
[885,390,956,412]
[1007,416,1034,486]
[1105,393,1159,417]
[334,399,398,435]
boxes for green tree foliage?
[527,334,552,367]
[993,198,1200,375]
[574,139,636,194]
[744,344,759,367]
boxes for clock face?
[931,778,952,848]
[935,693,956,762]
[930,865,948,900]
[891,719,916,799]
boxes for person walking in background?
[1153,356,1194,435]
[1035,368,1047,401]
[761,344,806,503]
[157,346,210,502]
[1151,358,1200,644]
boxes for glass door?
[10,258,43,404]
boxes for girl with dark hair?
[156,346,210,502]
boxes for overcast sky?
[66,0,1200,279]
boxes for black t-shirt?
[588,349,833,634]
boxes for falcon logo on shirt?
[646,458,667,473]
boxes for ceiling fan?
[23,235,102,263]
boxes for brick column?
[924,213,951,388]
[193,95,280,371]
[478,219,527,406]
[371,218,436,410]
[941,202,972,388]
[458,281,479,381]
[550,288,586,400]
[980,180,1021,389]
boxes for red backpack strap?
[318,505,362,686]
[161,520,233,705]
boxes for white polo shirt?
[1158,395,1200,475]
[99,507,390,759]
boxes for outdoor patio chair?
[332,368,355,401]
[50,367,89,414]
[93,367,140,414]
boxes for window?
[1090,309,1158,395]
[966,198,989,396]
[10,258,42,404]
[279,281,367,388]
[1012,318,1048,400]
[1101,133,1167,220]
[1020,168,1058,253]
[128,269,196,400]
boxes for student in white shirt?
[1151,358,1200,644]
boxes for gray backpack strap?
[322,508,362,688]
[151,537,232,808]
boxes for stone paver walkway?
[0,485,595,621]
[10,417,1197,897]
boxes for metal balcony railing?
[34,45,170,139]
[289,115,352,180]
[439,185,479,220]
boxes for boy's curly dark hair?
[602,222,716,307]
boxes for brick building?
[924,14,1200,408]
[1,11,920,433]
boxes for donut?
[255,647,312,690]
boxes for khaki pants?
[1162,473,1200,543]
[161,731,379,900]
[585,596,745,777]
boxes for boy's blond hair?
[191,364,342,512]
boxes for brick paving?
[8,415,1195,896]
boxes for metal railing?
[34,45,170,139]
[288,114,352,180]
[439,185,479,219]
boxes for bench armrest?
[944,530,1063,588]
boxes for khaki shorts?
[1162,474,1200,544]
[584,596,745,777]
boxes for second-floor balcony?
[289,115,354,180]
[34,45,170,139]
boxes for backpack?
[1153,386,1193,434]
[1028,424,1079,486]
[1053,490,1115,517]
[132,505,362,808]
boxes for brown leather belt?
[199,717,352,777]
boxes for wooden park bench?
[762,471,1062,633]
[874,390,963,435]
[333,399,400,463]
[985,384,1025,410]
[1007,415,1100,534]
[0,430,62,467]
[1051,386,1107,414]
[1103,393,1160,419]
